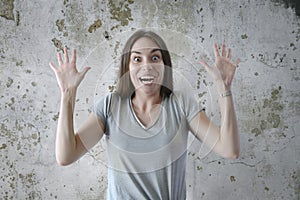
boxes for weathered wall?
[0,0,299,199]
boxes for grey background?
[0,0,299,199]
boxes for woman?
[49,30,240,199]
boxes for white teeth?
[139,76,155,84]
[140,76,154,80]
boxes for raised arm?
[50,48,104,166]
[189,43,240,159]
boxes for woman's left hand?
[200,43,240,89]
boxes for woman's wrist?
[215,79,231,94]
[61,88,77,101]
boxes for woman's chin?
[136,84,161,95]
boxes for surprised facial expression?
[129,37,165,96]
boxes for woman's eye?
[133,57,141,62]
[152,55,160,61]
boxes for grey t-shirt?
[93,91,202,200]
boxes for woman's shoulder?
[169,90,192,101]
[169,90,201,108]
[95,92,122,102]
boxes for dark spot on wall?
[88,19,102,33]
[241,34,248,39]
[291,169,300,197]
[51,38,63,51]
[0,0,14,20]
[290,42,297,51]
[260,120,268,131]
[230,175,236,182]
[56,19,65,32]
[104,31,111,40]
[252,127,262,136]
[273,52,287,64]
[196,7,203,14]
[16,10,20,26]
[6,77,13,88]
[267,113,280,128]
[52,112,59,121]
[16,60,23,66]
[63,0,68,5]
[264,186,270,191]
[0,143,7,150]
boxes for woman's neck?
[132,91,162,114]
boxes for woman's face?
[129,37,165,96]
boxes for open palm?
[49,48,90,93]
[200,43,240,88]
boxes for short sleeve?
[91,93,112,126]
[173,90,204,122]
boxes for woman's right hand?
[49,48,91,93]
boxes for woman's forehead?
[131,37,160,51]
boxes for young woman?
[49,30,240,199]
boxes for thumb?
[49,62,58,73]
[199,61,212,72]
[80,66,91,77]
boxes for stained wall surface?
[0,0,299,199]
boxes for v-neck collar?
[129,97,164,131]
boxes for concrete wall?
[0,0,299,199]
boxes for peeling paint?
[51,38,63,51]
[56,19,65,32]
[0,0,14,20]
[251,86,285,136]
[108,0,134,30]
[88,19,102,33]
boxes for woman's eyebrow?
[131,50,141,54]
[131,48,161,54]
[151,48,162,53]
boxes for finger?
[234,58,241,67]
[227,48,232,60]
[213,43,220,57]
[221,43,226,57]
[71,49,76,64]
[49,62,57,72]
[57,52,63,65]
[64,47,69,63]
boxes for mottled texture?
[0,0,299,199]
[0,0,14,20]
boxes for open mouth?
[139,76,155,84]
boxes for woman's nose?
[142,63,153,71]
[141,59,153,70]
